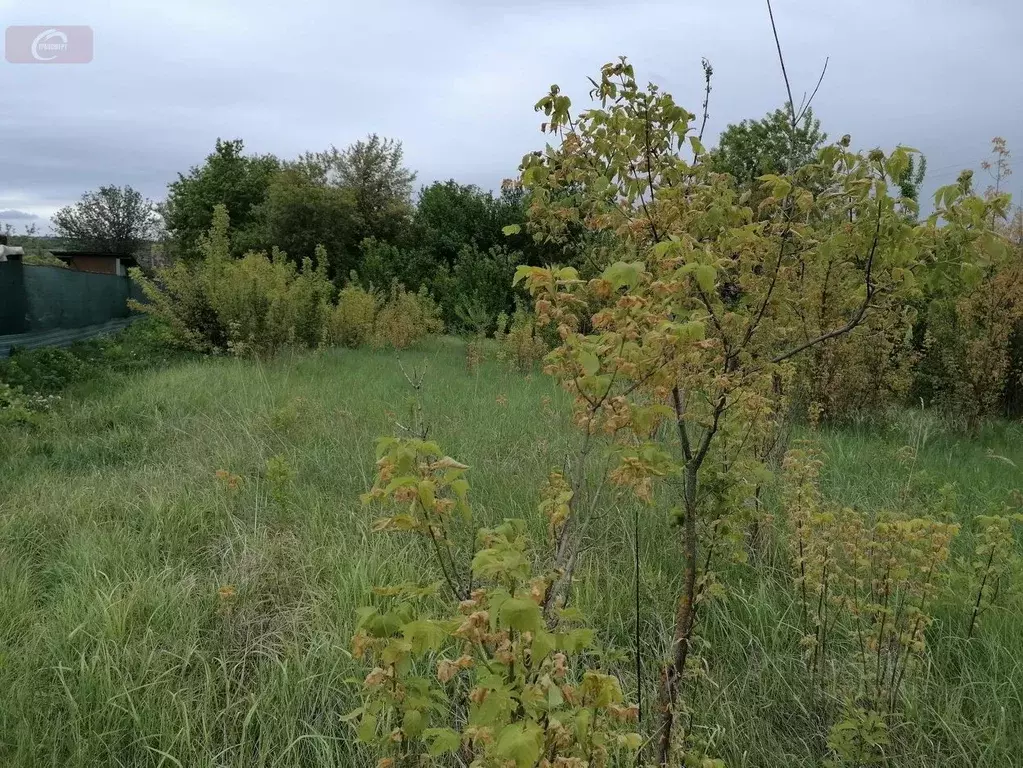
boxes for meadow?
[0,337,1021,767]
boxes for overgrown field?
[1,339,1020,767]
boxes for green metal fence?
[0,262,144,356]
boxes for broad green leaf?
[357,712,377,743]
[689,136,706,156]
[531,629,557,667]
[579,350,600,376]
[502,224,522,236]
[495,722,544,768]
[403,620,449,653]
[619,732,643,750]
[499,597,543,633]
[402,708,425,739]
[694,263,716,293]
[602,260,644,290]
[423,727,461,756]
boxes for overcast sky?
[1,0,1021,230]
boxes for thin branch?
[697,58,714,143]
[671,387,694,463]
[771,193,884,364]
[765,0,797,128]
[795,57,829,124]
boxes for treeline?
[158,136,544,333]
[43,112,1023,426]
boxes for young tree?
[52,185,160,255]
[163,138,280,258]
[514,57,1003,764]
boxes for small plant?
[0,381,52,427]
[455,300,492,374]
[782,446,959,716]
[134,206,334,357]
[265,454,295,508]
[351,437,641,767]
[966,503,1022,639]
[825,701,889,767]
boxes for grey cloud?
[0,209,38,219]
[1,0,1021,225]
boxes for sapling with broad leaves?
[350,437,642,767]
[511,56,1004,764]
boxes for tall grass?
[0,338,1019,766]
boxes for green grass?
[0,337,1020,766]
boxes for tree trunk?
[656,463,699,765]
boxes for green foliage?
[0,319,178,399]
[52,185,160,255]
[709,106,826,187]
[358,237,437,295]
[515,56,1004,764]
[494,303,548,373]
[0,381,51,427]
[164,138,281,258]
[1,337,1022,767]
[967,505,1023,639]
[353,437,640,767]
[296,135,416,249]
[374,284,444,350]
[328,281,379,349]
[435,244,519,332]
[134,205,333,357]
[825,702,889,767]
[782,446,959,712]
[413,181,529,267]
[244,165,359,278]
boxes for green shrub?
[495,303,547,372]
[0,381,53,427]
[210,248,333,357]
[327,281,378,348]
[133,205,333,357]
[373,284,443,350]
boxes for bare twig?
[765,0,797,127]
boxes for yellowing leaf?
[579,350,600,376]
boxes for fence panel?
[0,262,145,355]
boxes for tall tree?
[710,105,826,187]
[297,134,416,245]
[52,185,159,254]
[163,138,280,258]
[245,166,360,278]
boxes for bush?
[373,284,443,350]
[494,303,548,372]
[327,282,378,348]
[134,205,334,357]
[210,248,333,356]
[0,381,53,427]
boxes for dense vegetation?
[1,16,1022,766]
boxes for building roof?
[50,250,138,263]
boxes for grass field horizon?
[1,336,1020,766]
